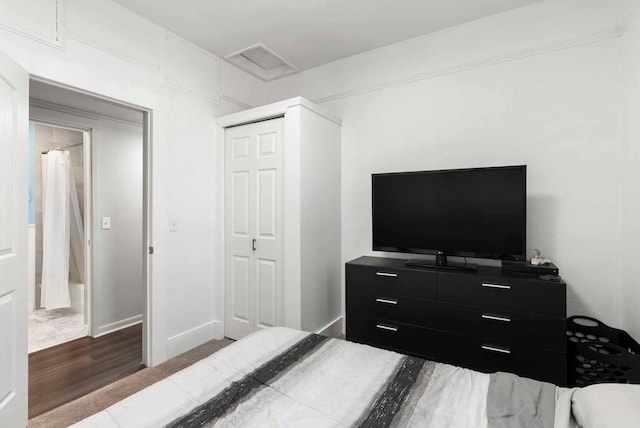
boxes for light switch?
[102,217,111,230]
[170,217,178,232]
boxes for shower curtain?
[41,150,72,309]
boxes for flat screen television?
[372,165,526,266]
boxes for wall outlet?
[169,217,178,232]
[101,217,111,230]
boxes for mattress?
[72,327,569,427]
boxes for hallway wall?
[92,117,144,336]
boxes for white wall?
[299,107,342,332]
[165,93,223,356]
[258,0,640,330]
[620,11,640,340]
[0,0,262,364]
[92,118,144,336]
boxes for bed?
[72,327,640,428]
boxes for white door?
[225,118,284,340]
[0,51,29,426]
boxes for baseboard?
[167,320,222,359]
[316,316,344,338]
[95,314,143,338]
[212,320,224,340]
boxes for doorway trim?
[29,76,156,366]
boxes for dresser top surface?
[347,256,566,285]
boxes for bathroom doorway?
[27,80,148,418]
[28,121,90,353]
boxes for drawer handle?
[375,298,398,305]
[482,345,511,355]
[376,324,398,332]
[481,282,511,290]
[481,314,511,323]
[376,272,398,278]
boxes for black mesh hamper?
[567,316,640,386]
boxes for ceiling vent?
[225,43,298,81]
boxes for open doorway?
[27,79,150,418]
[28,121,89,353]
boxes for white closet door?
[0,49,28,427]
[225,118,284,340]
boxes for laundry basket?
[567,316,640,386]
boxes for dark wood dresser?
[346,256,567,385]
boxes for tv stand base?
[405,258,478,272]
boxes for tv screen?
[372,165,526,260]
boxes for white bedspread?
[73,327,563,428]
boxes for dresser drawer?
[346,315,437,360]
[346,264,437,300]
[438,303,566,352]
[349,296,438,328]
[438,331,566,385]
[438,272,565,317]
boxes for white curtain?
[41,151,71,309]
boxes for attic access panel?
[225,43,298,81]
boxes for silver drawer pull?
[376,324,398,332]
[375,298,398,305]
[376,272,398,278]
[481,282,511,290]
[482,345,511,354]
[482,314,511,323]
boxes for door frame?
[29,76,155,366]
[28,118,93,335]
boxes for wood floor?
[29,323,144,419]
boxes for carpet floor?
[27,337,234,428]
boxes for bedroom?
[1,0,639,426]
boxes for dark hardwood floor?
[29,323,144,419]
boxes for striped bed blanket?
[73,327,567,428]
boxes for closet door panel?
[225,124,258,339]
[225,118,284,340]
[257,131,277,158]
[232,136,250,160]
[231,256,250,322]
[257,258,277,328]
[251,119,284,329]
[257,169,277,239]
[231,171,250,237]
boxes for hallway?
[28,324,143,419]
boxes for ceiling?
[30,80,144,125]
[113,0,540,73]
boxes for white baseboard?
[95,314,143,338]
[316,316,343,338]
[212,320,224,340]
[167,320,222,359]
